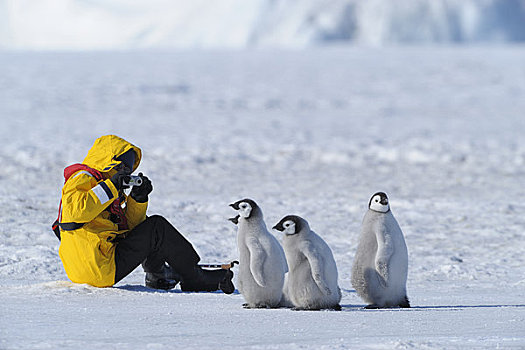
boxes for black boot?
[145,264,180,290]
[219,270,235,294]
[180,266,235,294]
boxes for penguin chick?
[351,192,410,309]
[230,199,288,308]
[274,215,341,311]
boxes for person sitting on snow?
[53,134,234,293]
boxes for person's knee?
[148,215,168,226]
[146,215,172,239]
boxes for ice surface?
[0,47,524,349]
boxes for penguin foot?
[330,304,342,311]
[243,303,271,309]
[291,304,341,311]
[365,300,411,309]
[291,307,321,311]
[399,296,411,308]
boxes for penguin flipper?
[375,226,394,287]
[302,242,331,296]
[247,237,267,287]
[375,260,389,288]
[279,245,289,273]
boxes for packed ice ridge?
[1,0,524,50]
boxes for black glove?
[131,173,152,203]
[110,168,131,191]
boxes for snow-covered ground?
[0,46,524,349]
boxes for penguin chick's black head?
[229,198,259,219]
[229,198,258,210]
[369,192,390,213]
[273,215,303,234]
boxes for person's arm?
[126,196,148,229]
[126,173,152,229]
[60,172,119,224]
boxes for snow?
[1,46,525,349]
[1,0,525,50]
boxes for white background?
[1,1,524,349]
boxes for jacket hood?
[82,135,142,173]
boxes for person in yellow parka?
[55,135,234,293]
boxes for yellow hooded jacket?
[58,135,147,287]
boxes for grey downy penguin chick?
[351,192,410,309]
[274,215,342,311]
[230,199,288,308]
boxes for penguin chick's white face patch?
[238,201,253,218]
[281,220,296,235]
[369,193,390,213]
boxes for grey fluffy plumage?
[351,193,410,308]
[274,215,341,310]
[230,199,288,308]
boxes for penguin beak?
[228,215,239,225]
[229,202,239,210]
[272,224,282,231]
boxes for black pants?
[114,215,201,284]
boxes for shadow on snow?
[115,284,240,295]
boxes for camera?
[123,175,143,187]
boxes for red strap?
[63,163,104,183]
[109,195,129,230]
[55,164,104,225]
